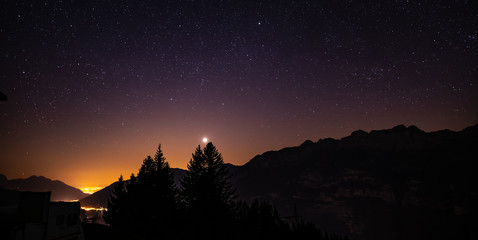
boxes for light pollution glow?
[81,207,107,211]
[80,186,103,194]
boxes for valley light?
[80,186,103,194]
[81,207,107,211]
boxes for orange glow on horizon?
[2,123,474,190]
[81,206,107,211]
[80,186,103,194]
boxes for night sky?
[1,1,477,190]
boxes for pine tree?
[182,143,234,208]
[132,144,178,238]
[104,144,178,239]
[137,156,155,181]
[104,175,127,228]
[181,142,235,239]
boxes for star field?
[1,1,477,188]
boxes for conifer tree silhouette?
[131,144,178,238]
[105,144,178,239]
[103,143,350,240]
[181,142,235,239]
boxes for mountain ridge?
[230,124,477,239]
[0,174,89,201]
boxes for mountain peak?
[407,125,425,133]
[350,129,368,137]
[27,175,49,180]
[300,140,314,146]
[366,124,426,136]
[392,124,407,131]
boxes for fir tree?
[104,144,178,239]
[132,144,178,238]
[181,142,235,239]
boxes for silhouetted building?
[46,202,83,240]
[0,188,84,240]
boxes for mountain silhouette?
[81,124,477,239]
[0,174,88,201]
[231,124,478,240]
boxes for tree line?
[104,143,349,240]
